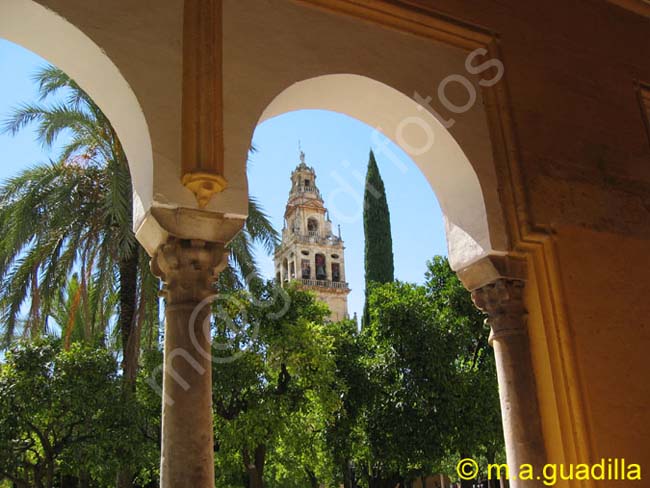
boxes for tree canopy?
[0,340,123,487]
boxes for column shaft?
[152,238,227,488]
[472,279,546,487]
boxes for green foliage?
[425,256,504,473]
[362,150,394,327]
[363,150,394,285]
[342,257,504,486]
[0,339,122,486]
[0,340,164,487]
[359,281,456,483]
[223,197,280,290]
[129,349,166,485]
[323,319,369,487]
[211,282,339,487]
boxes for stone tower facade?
[274,152,350,321]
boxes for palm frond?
[246,196,279,254]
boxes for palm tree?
[1,66,142,386]
[1,65,279,344]
[1,65,278,486]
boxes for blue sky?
[0,40,61,181]
[0,39,447,321]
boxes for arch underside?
[258,74,505,270]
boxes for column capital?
[151,237,228,305]
[136,206,245,258]
[471,278,526,344]
[456,254,526,291]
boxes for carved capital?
[151,237,228,305]
[471,278,526,345]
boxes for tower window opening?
[332,263,341,282]
[301,259,311,279]
[315,253,327,280]
[304,178,311,187]
[307,218,318,233]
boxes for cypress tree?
[362,150,394,326]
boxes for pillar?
[181,0,227,207]
[471,278,546,487]
[152,237,228,488]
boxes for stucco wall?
[554,225,650,480]
[414,1,650,475]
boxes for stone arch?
[0,0,153,229]
[257,74,508,272]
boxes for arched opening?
[307,217,319,235]
[301,258,311,280]
[258,74,508,272]
[315,253,327,281]
[282,258,289,283]
[247,72,518,487]
[0,0,153,231]
[331,262,341,283]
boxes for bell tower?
[274,151,350,321]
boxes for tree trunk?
[79,471,90,488]
[459,459,474,488]
[117,470,134,488]
[305,468,319,488]
[370,473,401,488]
[117,251,139,488]
[43,454,55,488]
[342,460,353,488]
[486,448,496,488]
[119,251,140,390]
[243,445,266,488]
[59,474,77,487]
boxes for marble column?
[471,278,546,487]
[152,237,228,488]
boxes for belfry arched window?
[315,253,327,280]
[307,218,318,234]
